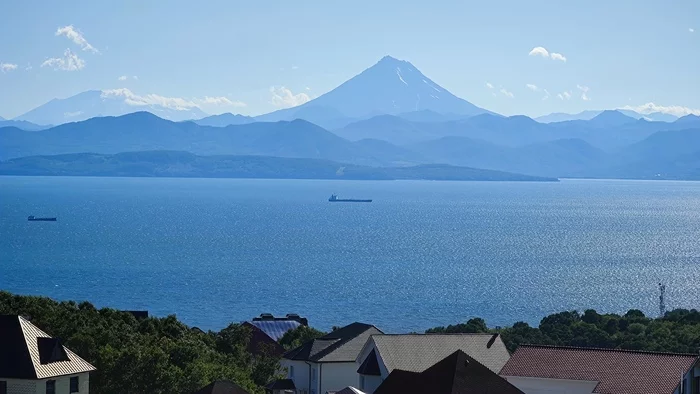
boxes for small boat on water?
[328,194,372,203]
[28,216,57,222]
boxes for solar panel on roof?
[249,320,301,341]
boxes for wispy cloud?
[41,49,85,71]
[542,89,550,101]
[620,102,700,117]
[118,75,138,81]
[690,28,695,33]
[101,88,199,110]
[557,91,572,100]
[500,88,515,99]
[1,63,18,73]
[197,96,247,108]
[291,65,299,70]
[529,46,567,62]
[577,85,591,101]
[526,83,539,92]
[485,82,494,89]
[528,47,549,58]
[56,25,99,53]
[550,52,567,62]
[270,86,310,108]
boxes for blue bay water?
[1,176,699,333]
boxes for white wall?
[2,373,89,394]
[502,376,598,394]
[281,360,311,393]
[319,363,359,394]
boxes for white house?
[355,333,511,393]
[277,322,383,394]
[0,315,96,394]
[499,344,700,394]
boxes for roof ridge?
[373,333,498,337]
[519,344,700,357]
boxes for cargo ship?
[328,194,372,203]
[28,216,57,221]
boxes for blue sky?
[0,0,698,119]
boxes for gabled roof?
[0,315,96,379]
[248,319,301,341]
[499,345,700,394]
[284,322,383,363]
[374,350,524,394]
[328,387,366,394]
[357,349,381,376]
[192,380,251,394]
[361,333,510,374]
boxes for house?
[244,313,308,358]
[264,378,296,394]
[499,344,700,394]
[192,380,251,394]
[250,313,308,340]
[328,387,366,394]
[373,350,524,394]
[277,322,383,394]
[0,315,96,394]
[355,333,511,393]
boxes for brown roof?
[0,315,96,379]
[500,345,699,394]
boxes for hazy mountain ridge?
[0,151,557,182]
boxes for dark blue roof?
[249,320,301,341]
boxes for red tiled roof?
[499,345,699,394]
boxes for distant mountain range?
[0,119,48,131]
[2,110,700,180]
[0,151,556,182]
[192,113,255,127]
[15,90,208,125]
[536,109,679,123]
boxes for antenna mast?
[659,283,666,318]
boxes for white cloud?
[133,75,138,80]
[197,96,247,107]
[485,82,494,89]
[529,47,549,57]
[101,88,199,110]
[690,28,695,33]
[118,75,127,81]
[100,88,247,113]
[557,91,572,100]
[577,85,591,101]
[25,63,32,71]
[270,86,310,108]
[291,65,299,70]
[305,87,311,91]
[41,49,85,71]
[56,25,99,53]
[526,83,539,92]
[550,52,567,62]
[1,63,18,73]
[542,89,550,101]
[500,88,515,98]
[529,46,567,62]
[620,102,700,117]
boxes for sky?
[0,0,698,119]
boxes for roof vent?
[486,333,499,349]
[260,313,274,320]
[37,337,70,364]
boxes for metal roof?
[248,320,301,341]
[0,315,96,380]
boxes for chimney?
[487,333,499,349]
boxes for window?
[0,381,7,394]
[288,365,294,378]
[70,376,80,393]
[46,380,56,394]
[360,375,365,390]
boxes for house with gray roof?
[0,315,96,394]
[276,322,383,394]
[355,333,510,393]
